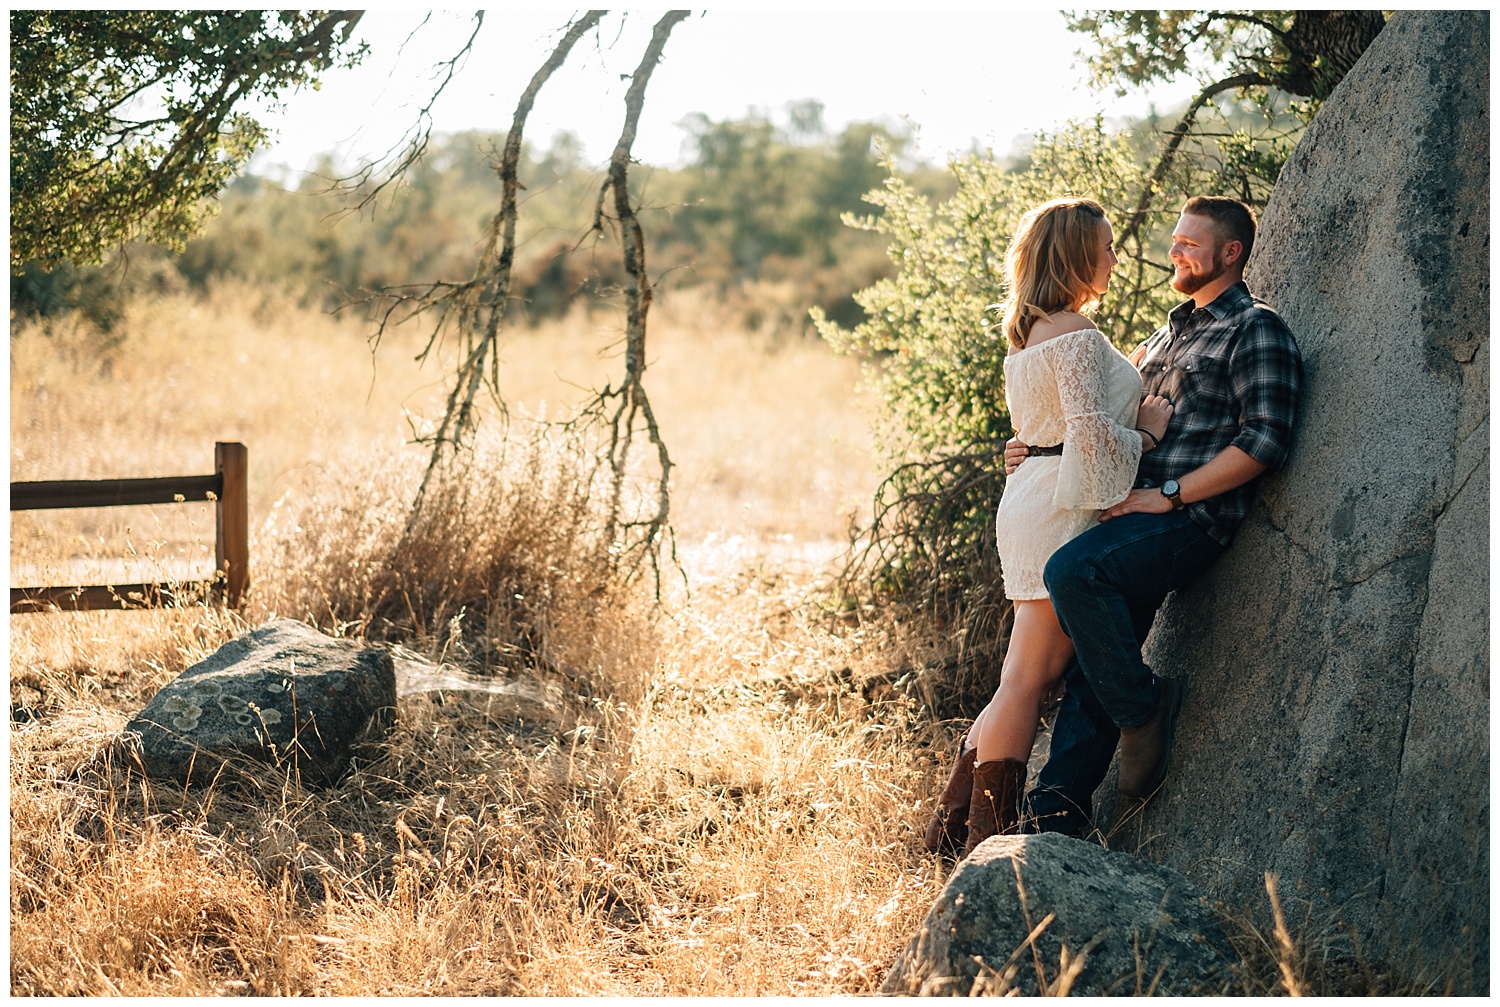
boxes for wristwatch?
[1161,479,1185,510]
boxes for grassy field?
[10,285,967,995]
[9,284,1412,995]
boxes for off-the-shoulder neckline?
[1008,327,1102,356]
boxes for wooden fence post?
[215,441,249,608]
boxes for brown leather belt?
[1027,444,1064,456]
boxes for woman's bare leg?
[968,599,1075,765]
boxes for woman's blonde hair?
[996,196,1107,349]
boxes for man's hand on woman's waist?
[1004,438,1029,475]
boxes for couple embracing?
[925,195,1304,856]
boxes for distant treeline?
[14,95,1296,338]
[13,101,972,334]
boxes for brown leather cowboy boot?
[1117,677,1183,799]
[961,758,1027,860]
[923,745,976,853]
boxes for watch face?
[1163,479,1180,496]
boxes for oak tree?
[10,10,366,270]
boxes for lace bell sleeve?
[1050,331,1142,510]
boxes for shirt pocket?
[1141,354,1199,412]
[1173,351,1233,418]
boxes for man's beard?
[1171,254,1226,295]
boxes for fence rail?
[13,475,226,511]
[11,442,248,614]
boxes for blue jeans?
[1022,510,1224,837]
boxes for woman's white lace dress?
[996,328,1143,600]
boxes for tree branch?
[402,10,607,515]
[1209,12,1288,43]
[338,12,485,213]
[1116,71,1272,253]
[582,9,690,593]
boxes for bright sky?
[247,9,1202,175]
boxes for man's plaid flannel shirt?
[1135,281,1304,546]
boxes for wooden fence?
[11,442,248,613]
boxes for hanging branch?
[345,8,690,593]
[577,9,690,592]
[335,11,487,215]
[354,11,606,515]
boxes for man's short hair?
[1183,196,1256,264]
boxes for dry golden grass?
[10,285,1447,996]
[10,285,956,995]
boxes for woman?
[924,197,1173,858]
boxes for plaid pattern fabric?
[1135,281,1303,545]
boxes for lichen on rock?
[123,620,397,787]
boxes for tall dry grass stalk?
[257,429,618,679]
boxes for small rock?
[881,833,1233,996]
[123,620,395,787]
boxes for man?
[1005,195,1303,837]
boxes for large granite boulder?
[124,620,396,786]
[881,833,1233,996]
[1109,11,1487,990]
